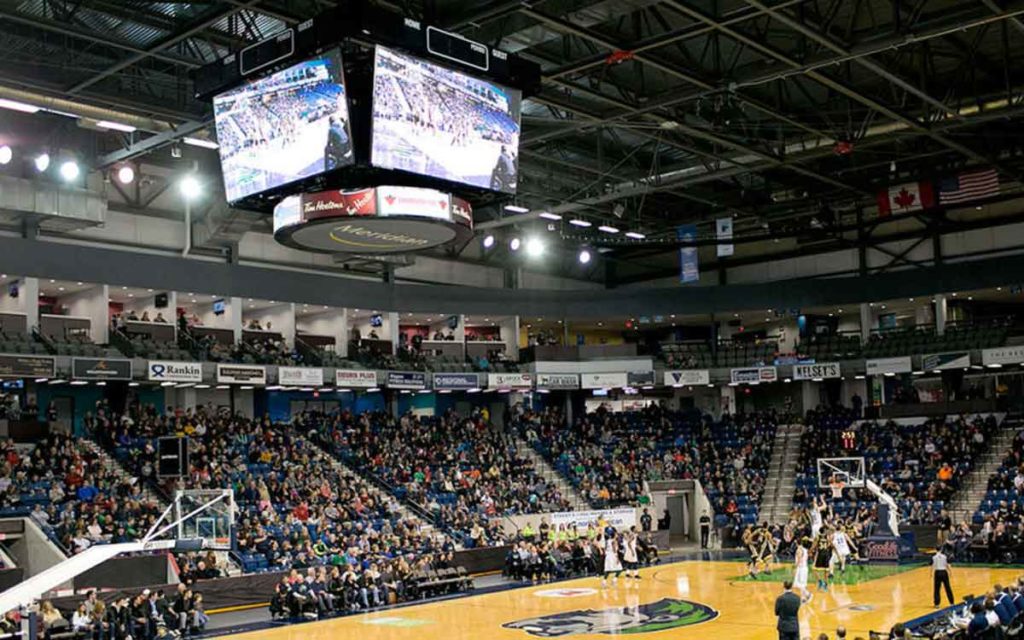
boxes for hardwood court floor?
[223,561,1023,640]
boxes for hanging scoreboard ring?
[273,185,473,254]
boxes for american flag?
[937,168,999,205]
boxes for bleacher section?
[312,410,548,547]
[978,426,1024,525]
[94,410,445,574]
[524,407,778,527]
[863,324,1007,358]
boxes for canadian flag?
[876,181,936,217]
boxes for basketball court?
[211,560,1021,640]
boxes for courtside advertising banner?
[335,369,378,388]
[730,366,777,384]
[664,370,710,386]
[217,364,267,385]
[147,361,202,383]
[536,373,579,390]
[792,362,841,381]
[982,346,1024,366]
[581,372,628,389]
[551,507,636,532]
[278,367,324,387]
[865,356,912,375]
[922,351,970,371]
[488,373,533,390]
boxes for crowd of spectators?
[0,432,163,555]
[27,584,208,640]
[91,405,448,576]
[269,554,469,620]
[310,408,564,547]
[522,405,779,526]
[794,408,998,525]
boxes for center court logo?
[503,598,719,637]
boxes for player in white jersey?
[601,531,623,587]
[793,537,813,604]
[810,495,825,539]
[830,527,854,575]
[621,529,640,580]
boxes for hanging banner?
[716,217,734,257]
[216,364,267,385]
[147,361,202,383]
[626,371,656,387]
[535,373,579,390]
[677,224,699,283]
[664,370,710,386]
[581,372,628,389]
[487,372,533,390]
[335,369,378,388]
[865,356,912,376]
[432,372,480,390]
[551,507,636,532]
[922,351,970,371]
[730,366,777,384]
[72,358,132,381]
[386,371,428,390]
[981,346,1024,366]
[792,362,841,381]
[278,367,324,387]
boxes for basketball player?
[601,530,623,587]
[830,526,855,576]
[621,529,640,581]
[742,526,761,577]
[793,537,813,604]
[813,532,832,592]
[810,495,826,540]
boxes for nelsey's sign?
[792,362,841,380]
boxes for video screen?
[214,50,353,202]
[371,46,522,193]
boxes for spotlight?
[525,236,544,257]
[34,153,50,172]
[59,160,80,181]
[179,174,201,199]
[117,165,135,185]
[0,145,10,165]
[509,237,521,252]
[482,234,495,249]
[578,248,592,264]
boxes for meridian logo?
[329,224,431,248]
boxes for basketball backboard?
[175,488,234,550]
[816,457,866,489]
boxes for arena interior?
[2,1,1024,639]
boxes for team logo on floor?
[504,598,719,636]
[535,588,598,598]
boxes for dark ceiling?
[2,0,1024,285]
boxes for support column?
[22,277,39,333]
[337,308,349,357]
[859,303,873,344]
[935,294,948,336]
[228,297,243,344]
[387,312,399,355]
